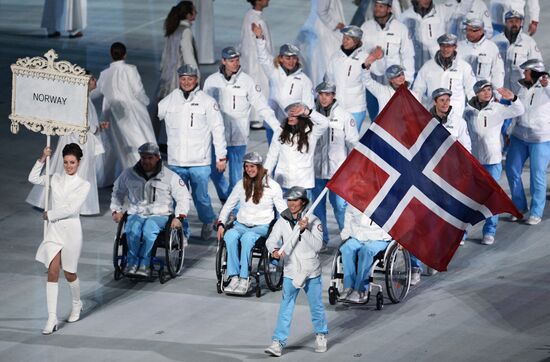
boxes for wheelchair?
[327,239,411,310]
[215,219,284,297]
[112,213,186,284]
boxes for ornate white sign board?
[9,49,90,143]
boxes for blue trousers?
[366,89,379,125]
[169,165,216,224]
[340,238,389,292]
[210,145,247,203]
[125,214,169,267]
[312,178,347,243]
[264,121,274,145]
[350,0,370,26]
[224,221,269,278]
[272,276,328,346]
[482,163,503,236]
[505,136,550,218]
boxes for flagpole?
[279,187,329,256]
[43,135,50,237]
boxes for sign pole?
[43,135,50,237]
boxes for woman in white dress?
[41,0,86,38]
[29,144,91,335]
[27,75,103,214]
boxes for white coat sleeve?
[317,0,341,30]
[128,66,150,106]
[480,2,493,39]
[110,172,128,212]
[171,173,190,217]
[309,110,330,139]
[203,77,215,99]
[208,100,227,160]
[527,0,540,23]
[463,65,477,102]
[491,52,505,89]
[217,183,242,224]
[158,96,169,121]
[412,66,428,102]
[301,77,315,109]
[340,208,352,240]
[458,119,472,152]
[255,37,275,77]
[299,217,323,253]
[500,97,525,120]
[400,28,416,82]
[48,182,91,222]
[180,28,199,77]
[271,181,288,214]
[527,37,543,61]
[248,80,281,131]
[265,218,284,253]
[264,132,281,173]
[28,160,46,185]
[344,112,360,150]
[361,68,387,102]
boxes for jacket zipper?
[233,95,235,109]
[331,128,334,142]
[530,94,535,105]
[386,42,389,56]
[347,65,352,77]
[153,187,156,202]
[484,116,487,127]
[449,78,453,89]
[513,52,517,65]
[191,113,194,127]
[289,83,294,95]
[428,24,432,37]
[477,63,481,75]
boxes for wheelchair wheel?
[165,227,185,278]
[376,292,384,310]
[263,249,284,291]
[159,269,167,284]
[328,286,338,305]
[385,242,412,304]
[329,248,344,300]
[112,217,127,280]
[215,239,227,291]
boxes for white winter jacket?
[514,79,550,143]
[413,53,476,117]
[325,46,368,113]
[361,68,399,114]
[255,38,315,119]
[430,106,472,152]
[444,0,493,41]
[203,67,279,146]
[264,110,329,189]
[217,176,287,227]
[490,0,540,26]
[464,96,524,164]
[493,31,542,94]
[340,205,391,242]
[158,87,227,167]
[314,101,359,179]
[266,209,323,281]
[360,15,415,82]
[457,36,505,89]
[110,163,190,217]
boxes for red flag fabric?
[327,86,521,271]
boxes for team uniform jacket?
[360,15,415,83]
[340,205,391,242]
[493,31,542,94]
[203,67,280,146]
[431,106,472,152]
[264,111,329,189]
[464,96,524,164]
[266,209,323,281]
[314,100,359,179]
[514,79,550,143]
[444,0,493,41]
[110,163,190,217]
[255,37,315,119]
[325,46,369,113]
[490,0,540,27]
[158,87,227,167]
[413,53,476,117]
[457,36,505,88]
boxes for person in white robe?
[239,0,273,129]
[28,144,91,335]
[27,76,103,214]
[41,0,86,38]
[295,0,346,88]
[93,42,156,179]
[193,0,215,64]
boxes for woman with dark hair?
[28,144,91,335]
[158,0,199,99]
[216,152,287,295]
[264,103,329,194]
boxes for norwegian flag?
[327,86,522,271]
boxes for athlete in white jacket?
[204,47,280,202]
[463,81,524,245]
[311,82,359,245]
[158,64,227,240]
[506,59,550,225]
[265,187,328,357]
[490,0,539,35]
[444,0,493,41]
[430,88,472,151]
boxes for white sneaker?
[341,288,354,301]
[265,340,283,357]
[510,211,527,222]
[347,290,361,303]
[201,223,214,240]
[410,268,421,286]
[224,277,239,293]
[234,278,249,295]
[42,315,58,335]
[525,216,542,225]
[67,300,83,323]
[481,235,495,245]
[357,291,368,304]
[459,240,465,246]
[315,334,327,353]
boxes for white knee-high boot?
[67,278,82,323]
[42,282,58,335]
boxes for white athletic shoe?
[410,268,421,286]
[265,340,283,357]
[525,216,542,225]
[481,235,495,245]
[224,277,239,293]
[347,290,361,303]
[315,334,328,353]
[234,278,249,295]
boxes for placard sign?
[9,49,90,143]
